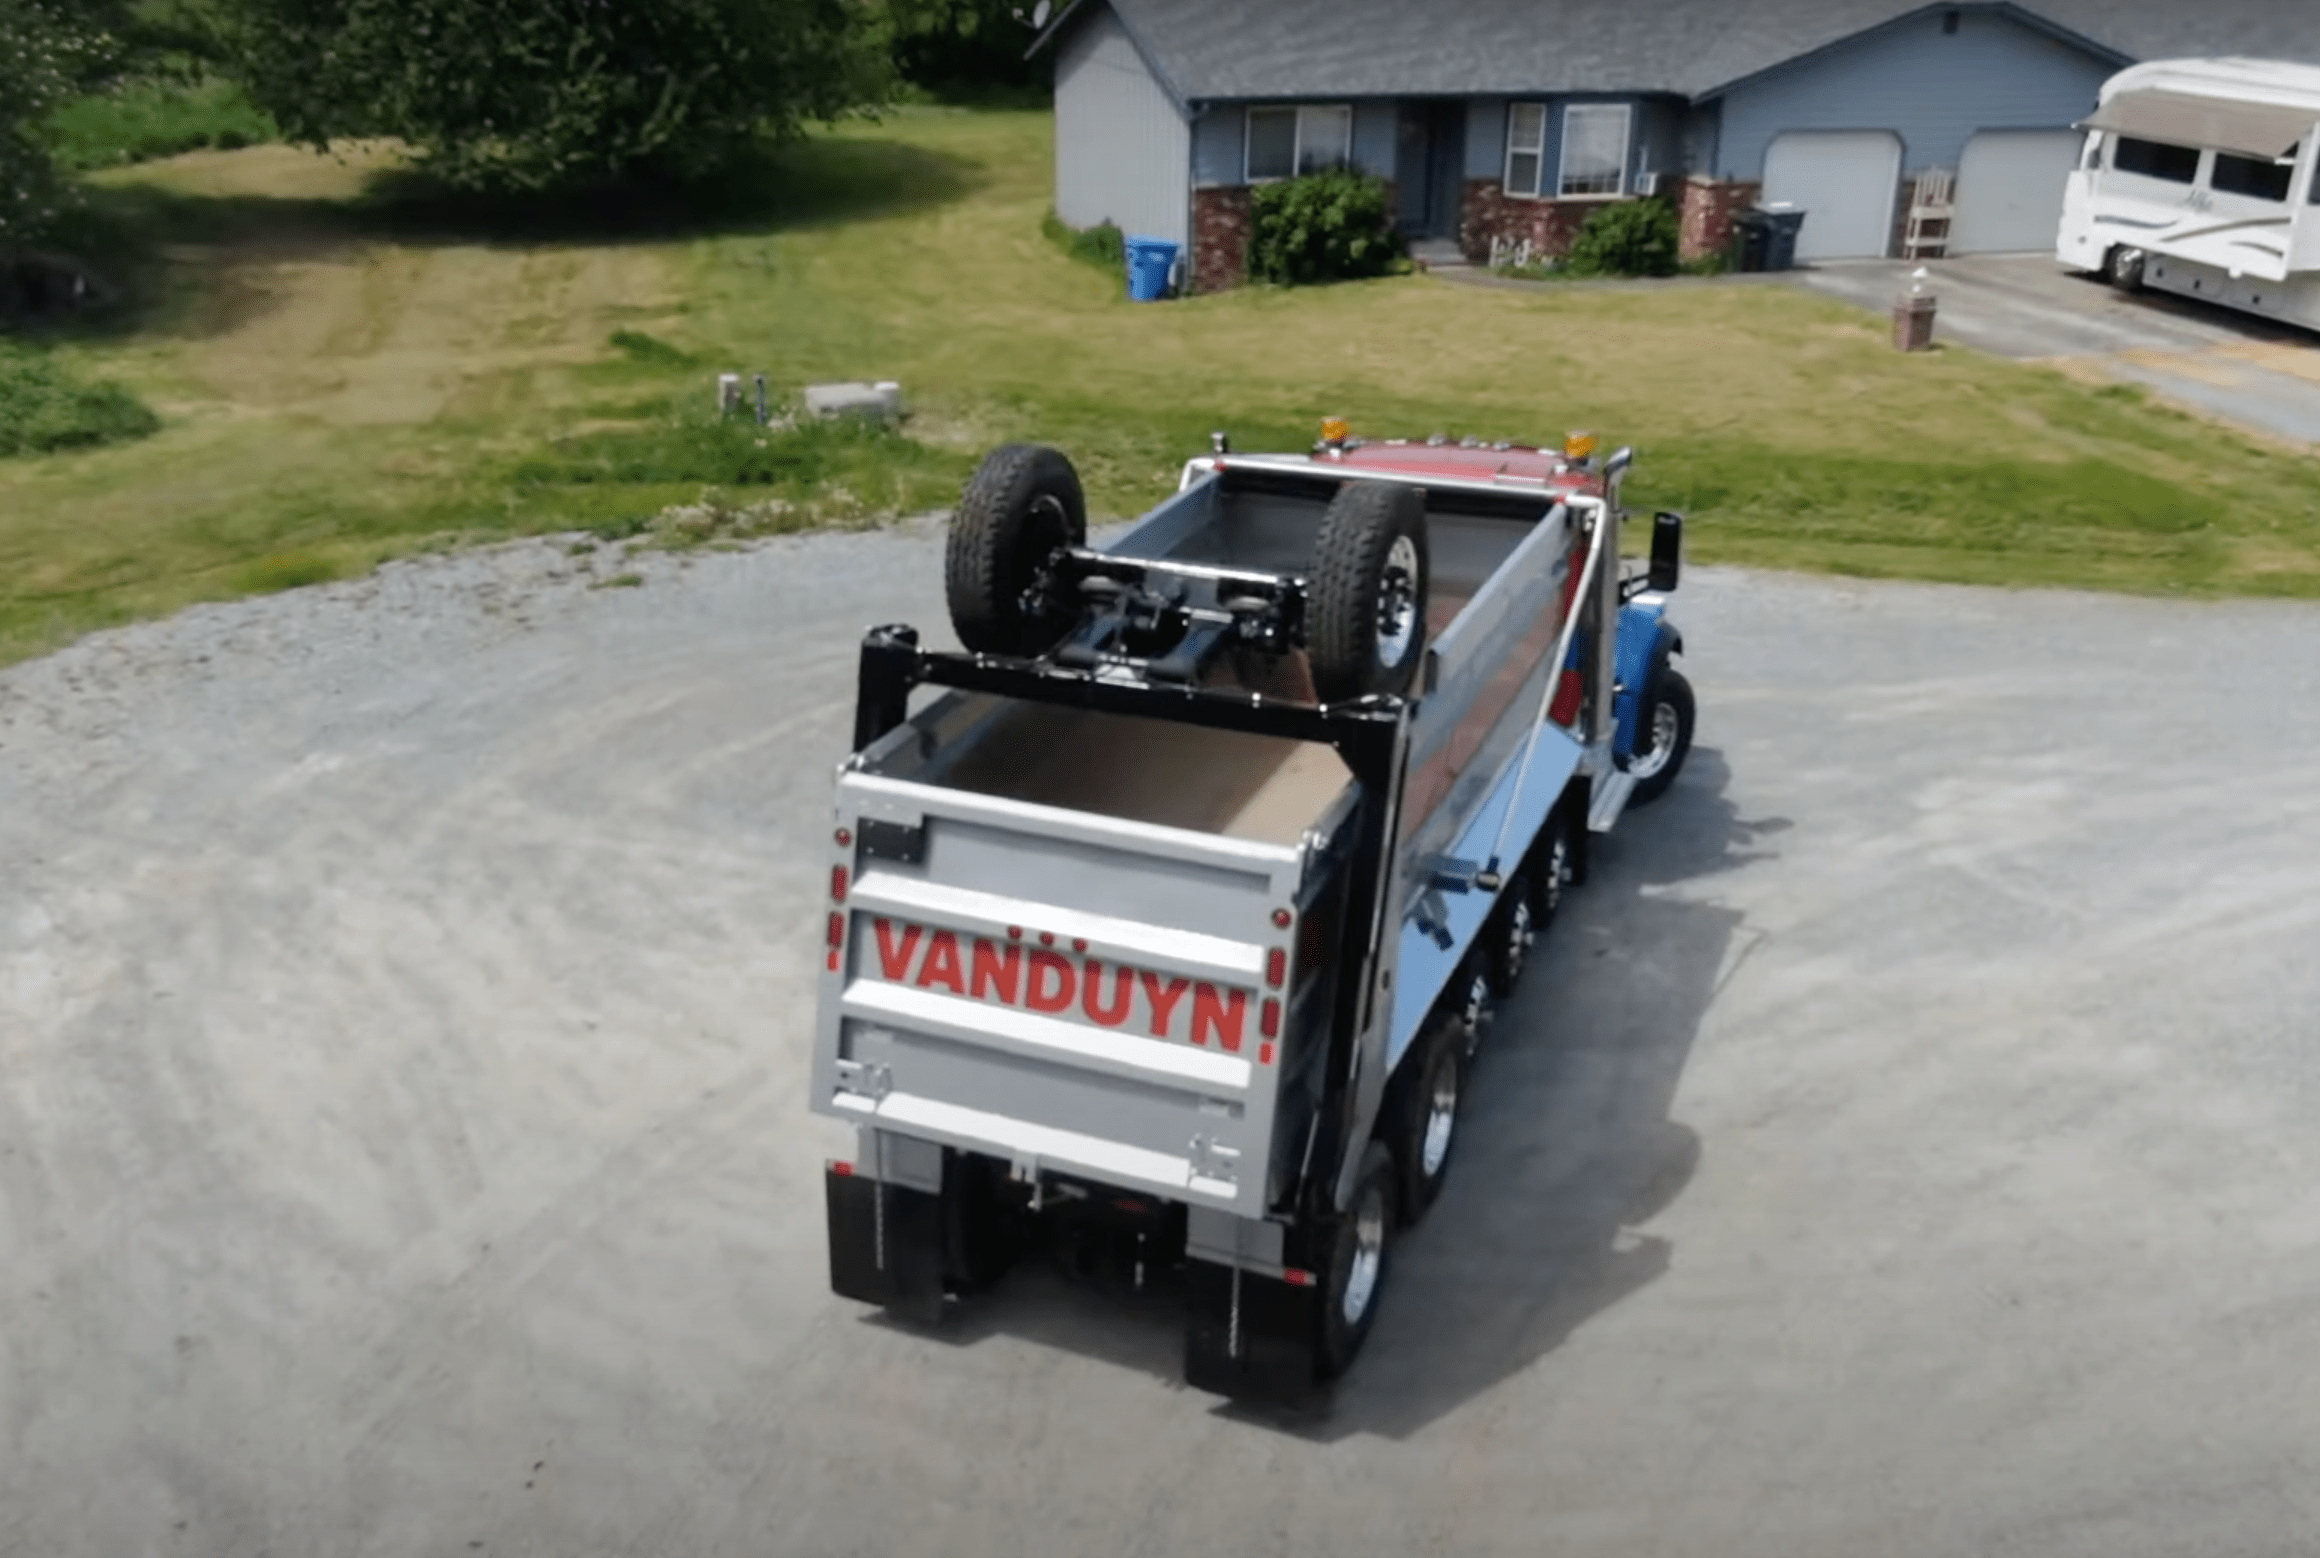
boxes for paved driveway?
[5,526,2320,1556]
[1780,254,2320,444]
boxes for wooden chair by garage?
[1904,168,1955,260]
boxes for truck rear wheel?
[1319,1141,1396,1379]
[1529,810,1571,933]
[1484,870,1534,997]
[1307,481,1430,703]
[1394,1023,1467,1224]
[1622,666,1695,808]
[946,443,1086,656]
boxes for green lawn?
[5,108,2320,667]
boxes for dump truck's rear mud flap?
[827,1166,948,1323]
[1183,1258,1324,1402]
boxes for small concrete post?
[717,373,743,415]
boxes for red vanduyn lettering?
[1081,961,1134,1026]
[874,919,922,981]
[1191,985,1248,1053]
[916,930,965,994]
[1026,949,1075,1013]
[1140,971,1190,1038]
[970,938,1021,1003]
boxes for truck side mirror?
[1649,511,1683,593]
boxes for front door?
[1396,100,1469,237]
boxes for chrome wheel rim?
[1459,971,1489,1035]
[1341,1182,1387,1324]
[1420,1058,1459,1178]
[1374,535,1420,669]
[1504,898,1532,977]
[1628,700,1681,781]
[1543,836,1567,914]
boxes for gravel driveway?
[5,524,2320,1557]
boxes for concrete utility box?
[805,381,905,424]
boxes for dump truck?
[811,422,1694,1398]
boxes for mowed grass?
[4,109,2320,667]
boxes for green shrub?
[1042,212,1125,273]
[1565,199,1681,278]
[0,342,161,457]
[48,74,277,170]
[1247,169,1402,287]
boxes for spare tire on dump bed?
[947,443,1087,656]
[1307,481,1431,704]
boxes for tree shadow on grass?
[863,748,1787,1438]
[32,135,985,344]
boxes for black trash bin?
[1731,209,1770,273]
[1756,203,1807,270]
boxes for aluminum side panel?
[1385,722,1582,1072]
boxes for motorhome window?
[2212,151,2292,201]
[2113,137,2199,183]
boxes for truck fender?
[1613,604,1682,760]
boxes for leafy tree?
[884,0,1042,102]
[213,0,892,192]
[0,0,112,246]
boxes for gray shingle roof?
[1046,0,2320,103]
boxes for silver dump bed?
[812,465,1593,1218]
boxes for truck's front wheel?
[1319,1142,1397,1379]
[1623,666,1695,808]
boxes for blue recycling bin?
[1124,235,1179,301]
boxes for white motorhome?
[2057,56,2320,329]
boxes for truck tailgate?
[814,771,1317,1217]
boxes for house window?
[1558,103,1630,197]
[2212,151,2292,202]
[2112,136,2199,183]
[1245,105,1353,181]
[1504,103,1547,196]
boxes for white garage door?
[1762,130,1904,261]
[1949,129,2083,254]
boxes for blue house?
[1030,0,2320,290]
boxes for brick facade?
[1456,181,1606,264]
[1192,186,1254,294]
[1676,177,1762,263]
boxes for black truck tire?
[946,443,1086,656]
[2106,244,2147,293]
[1623,665,1695,808]
[1318,1141,1397,1380]
[1307,482,1430,703]
[1393,1022,1467,1225]
[1483,869,1535,998]
[1528,805,1573,933]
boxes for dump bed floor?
[935,703,1351,846]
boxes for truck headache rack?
[851,623,1405,788]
